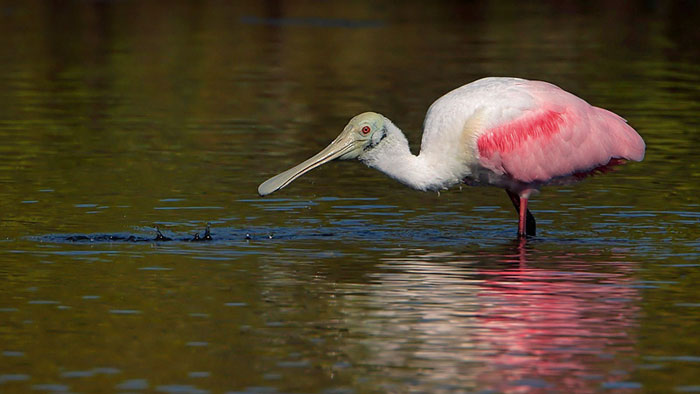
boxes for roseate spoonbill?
[258,77,645,237]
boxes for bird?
[258,77,645,237]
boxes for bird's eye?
[361,126,371,135]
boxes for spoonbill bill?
[258,77,645,237]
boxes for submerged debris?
[154,226,172,241]
[64,234,148,242]
[190,224,212,242]
[44,225,336,244]
[155,224,214,242]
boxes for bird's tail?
[594,107,646,162]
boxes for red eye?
[361,126,371,135]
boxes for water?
[1,1,699,392]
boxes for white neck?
[358,119,457,191]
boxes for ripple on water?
[233,386,280,393]
[109,309,142,315]
[27,300,59,305]
[646,356,700,363]
[74,204,98,208]
[601,381,643,389]
[277,360,310,368]
[263,373,282,381]
[509,378,551,388]
[61,367,121,378]
[31,384,70,392]
[61,370,94,378]
[155,384,208,393]
[188,372,211,378]
[115,379,149,390]
[0,374,30,384]
[675,386,700,392]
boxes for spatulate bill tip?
[257,180,281,197]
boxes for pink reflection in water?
[362,240,641,392]
[473,240,640,392]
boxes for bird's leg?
[518,197,529,237]
[524,199,536,236]
[506,190,536,237]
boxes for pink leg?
[505,190,536,237]
[518,196,528,237]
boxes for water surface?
[1,1,699,392]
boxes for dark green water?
[1,1,699,392]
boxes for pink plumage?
[475,80,645,185]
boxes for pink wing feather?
[476,81,645,184]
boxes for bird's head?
[258,112,387,196]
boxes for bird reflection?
[354,241,640,391]
[472,240,640,391]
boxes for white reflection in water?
[349,241,640,391]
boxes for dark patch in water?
[154,226,172,241]
[46,224,216,244]
[38,224,337,244]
